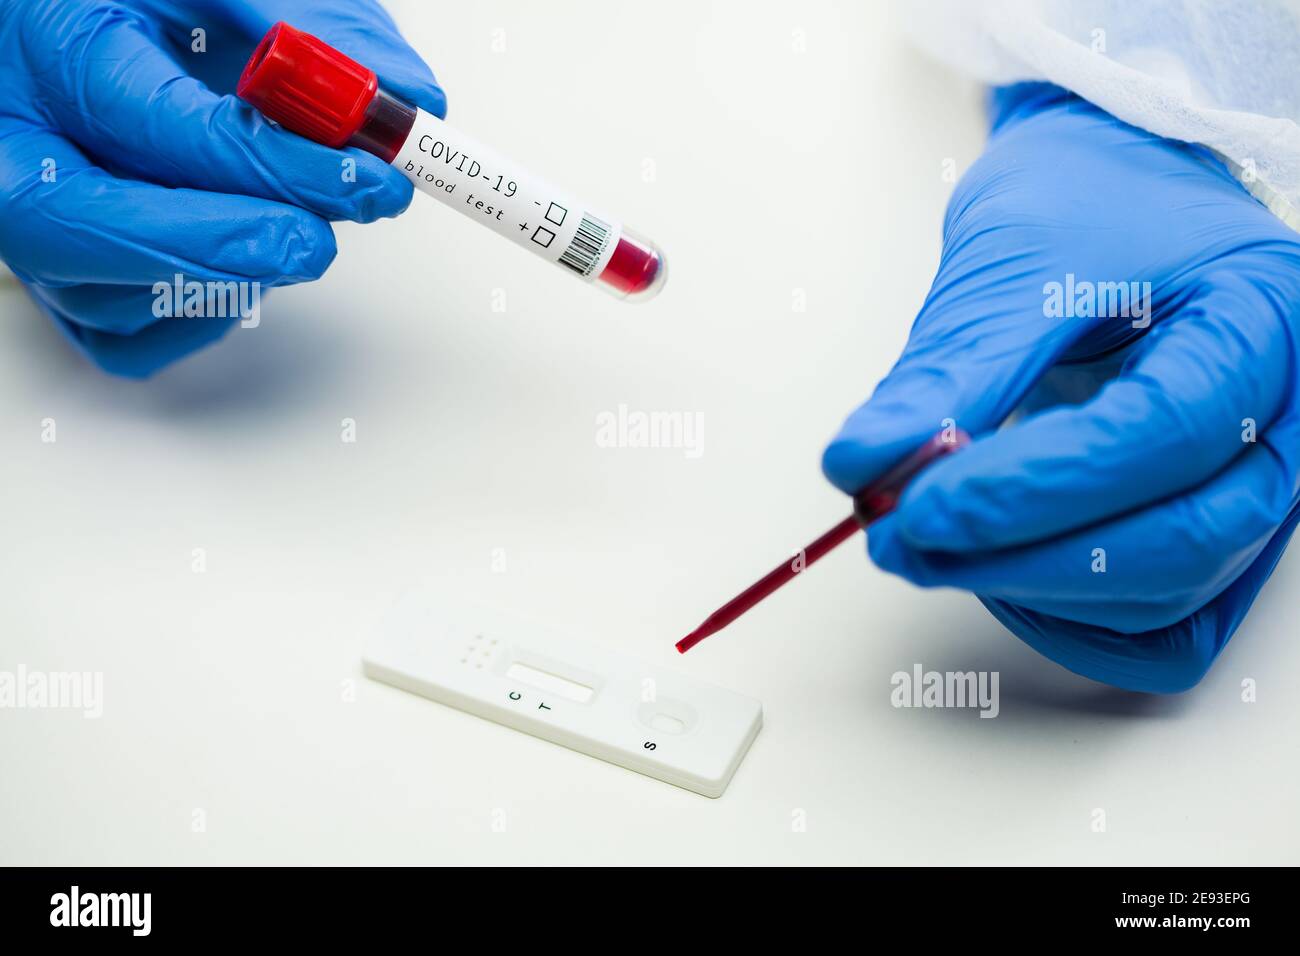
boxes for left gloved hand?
[822,83,1300,693]
[0,0,446,376]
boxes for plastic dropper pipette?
[677,430,970,653]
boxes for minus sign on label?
[534,201,542,206]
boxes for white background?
[1,0,1297,865]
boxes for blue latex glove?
[0,0,446,377]
[822,84,1300,694]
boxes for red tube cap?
[237,22,378,149]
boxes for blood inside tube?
[597,229,665,299]
[350,87,417,163]
[238,21,667,301]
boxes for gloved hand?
[0,0,445,377]
[823,83,1300,693]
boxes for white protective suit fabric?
[904,0,1300,232]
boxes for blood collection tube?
[237,22,666,301]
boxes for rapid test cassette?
[363,593,762,798]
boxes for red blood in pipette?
[676,430,970,653]
[676,515,862,653]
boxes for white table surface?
[2,0,1296,866]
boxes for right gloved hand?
[0,0,446,377]
[822,84,1300,693]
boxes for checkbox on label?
[545,202,567,227]
[532,226,556,248]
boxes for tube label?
[393,109,622,281]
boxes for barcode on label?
[557,213,612,277]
